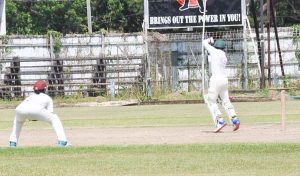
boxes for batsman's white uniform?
[202,38,237,124]
[9,93,67,143]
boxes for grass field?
[1,100,300,129]
[0,100,300,175]
[1,144,300,176]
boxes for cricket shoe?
[231,116,240,131]
[57,140,68,147]
[214,118,227,133]
[9,141,17,148]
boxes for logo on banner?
[177,0,206,13]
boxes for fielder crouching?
[9,80,68,147]
[202,37,240,133]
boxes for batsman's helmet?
[213,40,226,49]
[33,80,47,91]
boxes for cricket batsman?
[9,80,68,147]
[202,37,240,132]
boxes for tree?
[247,0,300,27]
[106,0,126,32]
[8,0,293,34]
[123,0,143,33]
[92,0,143,33]
[6,0,33,34]
[275,0,300,26]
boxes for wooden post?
[259,0,266,89]
[267,0,271,87]
[0,0,6,35]
[280,90,286,131]
[86,0,92,33]
[187,52,190,92]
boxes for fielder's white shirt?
[202,39,228,77]
[16,93,54,113]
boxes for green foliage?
[283,75,292,88]
[275,0,300,26]
[0,35,12,56]
[292,24,300,67]
[288,87,297,96]
[123,0,144,32]
[113,84,150,101]
[52,95,108,104]
[105,0,125,32]
[256,88,269,97]
[286,78,300,96]
[247,0,300,27]
[47,30,62,54]
[6,0,144,35]
[289,79,300,89]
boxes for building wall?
[0,28,299,97]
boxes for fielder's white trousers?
[9,103,67,143]
[206,75,237,125]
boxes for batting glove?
[209,37,214,45]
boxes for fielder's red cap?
[33,80,47,91]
